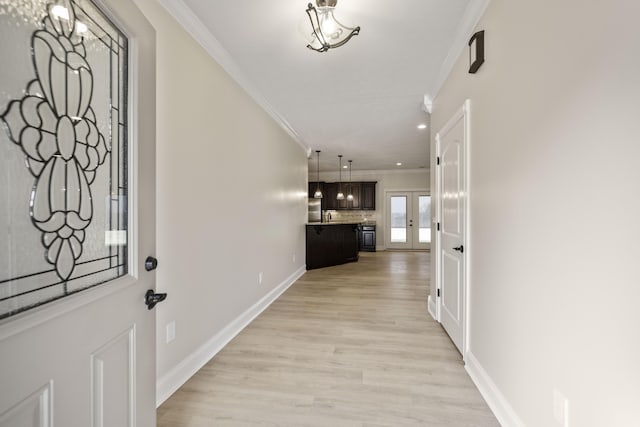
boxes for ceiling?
[160,0,487,172]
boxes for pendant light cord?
[338,155,342,194]
[314,150,322,198]
[349,160,352,194]
[316,150,321,193]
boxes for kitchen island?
[306,222,360,270]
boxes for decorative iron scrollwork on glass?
[2,1,108,281]
[0,0,128,319]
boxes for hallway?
[157,252,498,426]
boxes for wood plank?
[157,251,499,426]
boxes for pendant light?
[347,159,354,201]
[314,150,323,198]
[336,155,345,200]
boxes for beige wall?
[132,0,308,403]
[431,0,640,425]
[315,169,429,248]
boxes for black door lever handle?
[453,245,464,253]
[145,289,167,310]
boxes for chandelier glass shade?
[305,0,360,53]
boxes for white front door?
[436,101,469,355]
[386,191,431,250]
[0,0,157,425]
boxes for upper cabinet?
[322,183,339,210]
[343,183,361,210]
[320,181,376,211]
[360,182,376,210]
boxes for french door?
[386,191,431,250]
[0,0,158,425]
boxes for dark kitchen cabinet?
[321,181,376,211]
[359,225,376,252]
[332,182,357,210]
[322,183,339,210]
[306,223,359,270]
[344,183,361,210]
[360,182,376,210]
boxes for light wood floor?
[157,251,499,427]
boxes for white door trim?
[434,99,471,358]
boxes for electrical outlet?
[258,272,263,285]
[166,321,175,343]
[553,389,569,427]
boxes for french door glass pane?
[418,195,431,243]
[0,0,128,319]
[390,196,407,243]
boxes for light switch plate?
[166,321,176,343]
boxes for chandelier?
[305,0,360,53]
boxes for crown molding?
[158,0,309,153]
[430,0,492,99]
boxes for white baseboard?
[155,266,306,407]
[465,352,526,427]
[427,295,438,321]
[376,245,385,251]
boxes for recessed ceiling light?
[343,165,348,169]
[417,124,427,130]
[396,162,402,166]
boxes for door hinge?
[437,288,441,297]
[437,222,440,231]
[436,156,441,165]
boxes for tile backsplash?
[323,210,378,224]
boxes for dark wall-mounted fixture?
[468,30,485,74]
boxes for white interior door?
[0,1,157,426]
[386,191,430,250]
[436,101,468,355]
